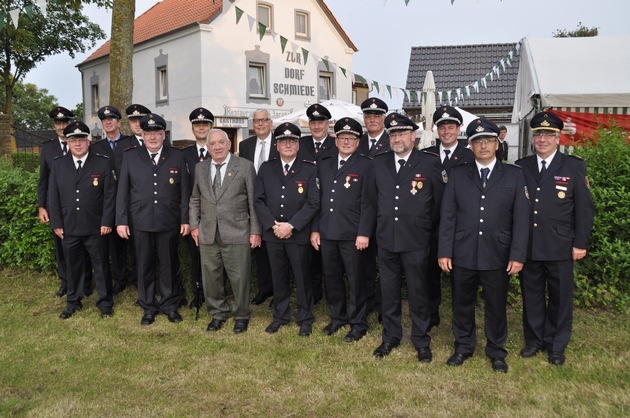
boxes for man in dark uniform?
[254,123,320,337]
[116,113,190,326]
[438,118,530,373]
[38,106,73,297]
[496,125,509,162]
[372,113,445,363]
[358,97,389,322]
[423,106,475,331]
[310,117,375,342]
[91,105,130,295]
[516,111,594,366]
[298,103,337,304]
[48,122,116,319]
[182,107,214,308]
[114,104,152,174]
[239,109,278,306]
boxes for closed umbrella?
[417,70,436,149]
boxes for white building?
[78,0,357,148]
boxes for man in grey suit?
[189,129,262,334]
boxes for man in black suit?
[372,113,445,363]
[182,107,214,308]
[254,123,320,337]
[114,104,152,174]
[116,114,190,326]
[358,97,389,321]
[298,103,337,304]
[38,106,73,297]
[423,106,475,331]
[48,122,116,319]
[496,125,509,162]
[91,106,131,296]
[438,118,530,373]
[516,111,594,366]
[238,109,278,306]
[310,117,375,342]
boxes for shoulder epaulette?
[566,154,584,161]
[301,159,316,165]
[421,150,440,158]
[124,146,138,152]
[53,155,64,160]
[358,154,373,160]
[321,155,334,161]
[94,153,110,159]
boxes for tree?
[109,0,135,135]
[0,0,109,154]
[0,80,57,130]
[553,22,599,38]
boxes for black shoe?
[446,352,472,367]
[265,321,284,334]
[417,347,433,363]
[167,311,183,323]
[344,328,366,343]
[100,308,114,318]
[298,323,312,337]
[206,318,225,332]
[233,319,249,334]
[141,313,156,326]
[322,322,345,336]
[59,302,83,320]
[251,293,272,305]
[373,341,399,358]
[112,283,126,295]
[55,286,67,298]
[491,358,509,373]
[548,351,565,366]
[520,345,543,358]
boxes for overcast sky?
[23,0,629,109]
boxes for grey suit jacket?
[189,154,261,245]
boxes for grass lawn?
[1,269,628,417]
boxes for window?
[91,85,99,114]
[154,50,169,106]
[318,72,333,101]
[158,67,168,101]
[295,10,310,39]
[248,63,266,98]
[257,3,272,33]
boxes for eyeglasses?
[337,137,359,143]
[533,132,558,139]
[143,131,164,138]
[253,118,271,124]
[277,139,299,144]
[66,137,89,143]
[471,138,498,145]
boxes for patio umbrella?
[417,71,436,149]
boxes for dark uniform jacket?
[516,152,594,261]
[312,152,376,240]
[359,131,390,157]
[48,152,116,235]
[38,138,65,208]
[496,140,509,162]
[438,161,531,270]
[182,144,207,192]
[373,150,445,253]
[239,134,279,164]
[254,158,320,245]
[298,135,337,163]
[116,146,190,232]
[424,144,474,172]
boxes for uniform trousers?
[266,242,314,325]
[62,233,112,311]
[52,231,67,287]
[321,239,368,332]
[108,232,129,287]
[199,229,252,321]
[133,229,180,315]
[520,259,574,353]
[309,246,324,302]
[253,241,273,296]
[378,247,431,349]
[426,233,442,324]
[185,234,202,289]
[451,266,509,359]
[364,241,381,315]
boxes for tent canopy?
[512,36,630,123]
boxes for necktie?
[62,142,68,155]
[151,153,158,166]
[540,160,547,175]
[109,140,116,150]
[284,163,290,176]
[76,160,82,173]
[481,167,490,188]
[257,140,265,171]
[139,138,144,147]
[443,149,451,165]
[199,148,206,161]
[370,138,376,150]
[397,159,405,173]
[213,163,225,197]
[339,159,346,170]
[315,142,321,154]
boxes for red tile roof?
[83,0,356,64]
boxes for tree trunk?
[0,114,15,157]
[109,0,135,135]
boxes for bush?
[0,157,56,273]
[573,125,630,311]
[11,152,40,173]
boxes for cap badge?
[74,128,81,134]
[541,120,551,127]
[284,129,291,135]
[391,120,398,126]
[312,111,320,116]
[148,119,156,126]
[475,126,485,132]
[370,103,377,109]
[131,110,141,116]
[56,112,64,118]
[442,112,450,118]
[343,124,351,130]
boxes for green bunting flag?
[0,12,5,31]
[386,85,392,98]
[373,80,380,93]
[280,36,288,53]
[235,6,243,24]
[258,23,266,40]
[25,4,33,18]
[340,67,347,78]
[302,48,309,65]
[322,58,330,71]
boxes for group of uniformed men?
[38,98,593,372]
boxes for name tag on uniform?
[555,185,567,191]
